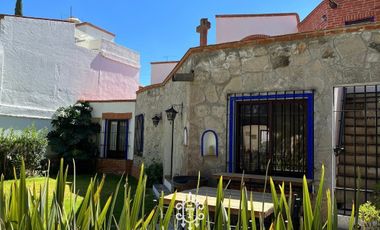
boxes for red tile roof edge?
[76,22,116,37]
[137,22,380,95]
[78,99,136,103]
[151,61,180,64]
[216,13,300,23]
[0,14,72,23]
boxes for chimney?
[196,18,211,46]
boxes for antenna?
[70,6,73,18]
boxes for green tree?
[15,0,22,16]
[47,102,100,160]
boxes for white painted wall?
[216,14,299,43]
[0,16,140,126]
[76,23,115,42]
[151,62,178,84]
[89,101,136,160]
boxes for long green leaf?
[326,189,332,230]
[302,175,313,230]
[312,164,325,230]
[250,192,257,230]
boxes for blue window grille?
[227,91,314,179]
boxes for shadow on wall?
[90,54,139,78]
[0,115,51,131]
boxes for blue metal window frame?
[228,92,314,179]
[201,130,218,157]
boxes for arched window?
[183,127,189,146]
[201,130,218,157]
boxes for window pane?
[109,121,118,151]
[134,115,144,155]
[236,99,307,177]
[118,121,128,152]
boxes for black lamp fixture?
[152,113,162,127]
[329,0,338,9]
[165,105,180,178]
[165,106,178,122]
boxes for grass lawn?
[68,174,156,220]
[3,174,156,220]
[3,177,84,212]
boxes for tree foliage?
[15,0,22,16]
[47,102,100,160]
[0,125,48,177]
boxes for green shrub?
[47,102,100,160]
[359,201,380,229]
[0,125,47,177]
[145,160,163,186]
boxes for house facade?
[135,0,380,215]
[0,15,140,167]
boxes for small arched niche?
[201,130,218,157]
[183,127,189,146]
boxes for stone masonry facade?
[135,24,380,189]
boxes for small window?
[345,16,374,26]
[134,114,144,156]
[106,120,128,159]
[183,127,189,146]
[201,130,218,157]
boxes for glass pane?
[118,121,128,152]
[272,102,306,174]
[109,121,118,151]
[238,103,268,173]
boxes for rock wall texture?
[136,25,380,188]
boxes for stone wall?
[135,80,191,176]
[136,25,380,189]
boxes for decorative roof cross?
[196,18,211,46]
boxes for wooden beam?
[173,72,194,82]
[102,113,132,120]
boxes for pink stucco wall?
[0,15,140,119]
[150,61,178,84]
[216,14,299,44]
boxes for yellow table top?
[163,187,274,218]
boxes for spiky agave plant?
[0,159,157,230]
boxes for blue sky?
[0,0,321,86]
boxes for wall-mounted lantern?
[166,106,178,178]
[201,130,218,157]
[329,0,338,9]
[165,106,178,122]
[151,113,162,127]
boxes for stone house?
[135,0,380,215]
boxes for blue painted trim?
[228,92,314,179]
[125,120,129,160]
[229,99,234,172]
[307,94,314,179]
[103,120,108,158]
[201,130,218,157]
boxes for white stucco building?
[0,15,140,164]
[215,13,299,43]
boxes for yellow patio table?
[163,186,274,218]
